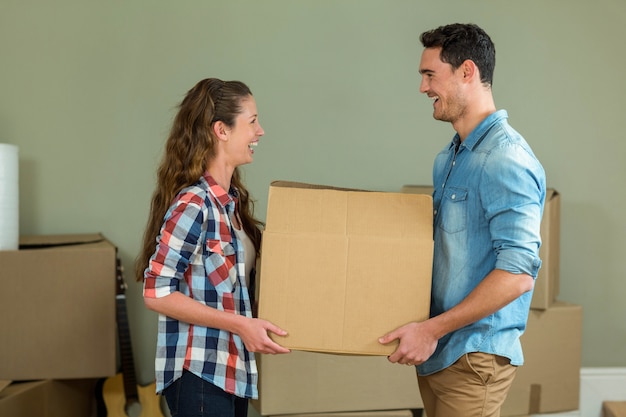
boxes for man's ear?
[461,59,478,82]
[212,121,229,141]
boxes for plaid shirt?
[143,172,257,398]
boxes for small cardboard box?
[502,301,582,416]
[603,401,626,417]
[0,233,117,380]
[401,185,560,310]
[251,351,423,415]
[0,379,97,417]
[258,181,433,355]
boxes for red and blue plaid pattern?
[143,173,257,398]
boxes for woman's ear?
[212,121,229,141]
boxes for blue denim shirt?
[417,110,546,376]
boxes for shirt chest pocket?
[439,187,468,234]
[205,238,237,287]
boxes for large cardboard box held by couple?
[0,233,117,380]
[258,181,434,355]
[401,185,561,310]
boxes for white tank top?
[234,227,255,288]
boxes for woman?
[135,78,290,417]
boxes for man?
[379,23,546,417]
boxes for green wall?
[2,0,625,387]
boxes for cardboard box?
[532,189,560,310]
[0,233,117,380]
[603,401,626,417]
[0,379,97,417]
[400,185,561,310]
[252,351,423,415]
[259,181,433,355]
[273,410,416,417]
[502,301,582,416]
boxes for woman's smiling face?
[223,95,265,167]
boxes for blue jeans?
[163,370,248,417]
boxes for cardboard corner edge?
[18,232,107,248]
[0,380,11,394]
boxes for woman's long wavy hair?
[135,78,264,282]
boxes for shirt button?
[434,209,437,215]
[451,194,456,200]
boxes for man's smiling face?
[419,47,467,124]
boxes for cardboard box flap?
[546,188,558,201]
[401,184,434,195]
[267,181,433,238]
[270,180,367,192]
[18,233,106,249]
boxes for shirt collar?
[450,109,508,152]
[202,172,239,209]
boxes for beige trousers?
[417,352,517,417]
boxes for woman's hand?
[238,317,291,354]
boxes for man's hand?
[379,320,438,366]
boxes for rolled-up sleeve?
[481,142,546,278]
[143,193,205,298]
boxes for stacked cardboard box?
[252,351,424,415]
[502,301,582,415]
[0,233,118,417]
[401,185,581,416]
[0,379,99,417]
[275,411,416,417]
[603,401,626,417]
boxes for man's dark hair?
[420,23,496,87]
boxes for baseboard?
[580,367,626,417]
